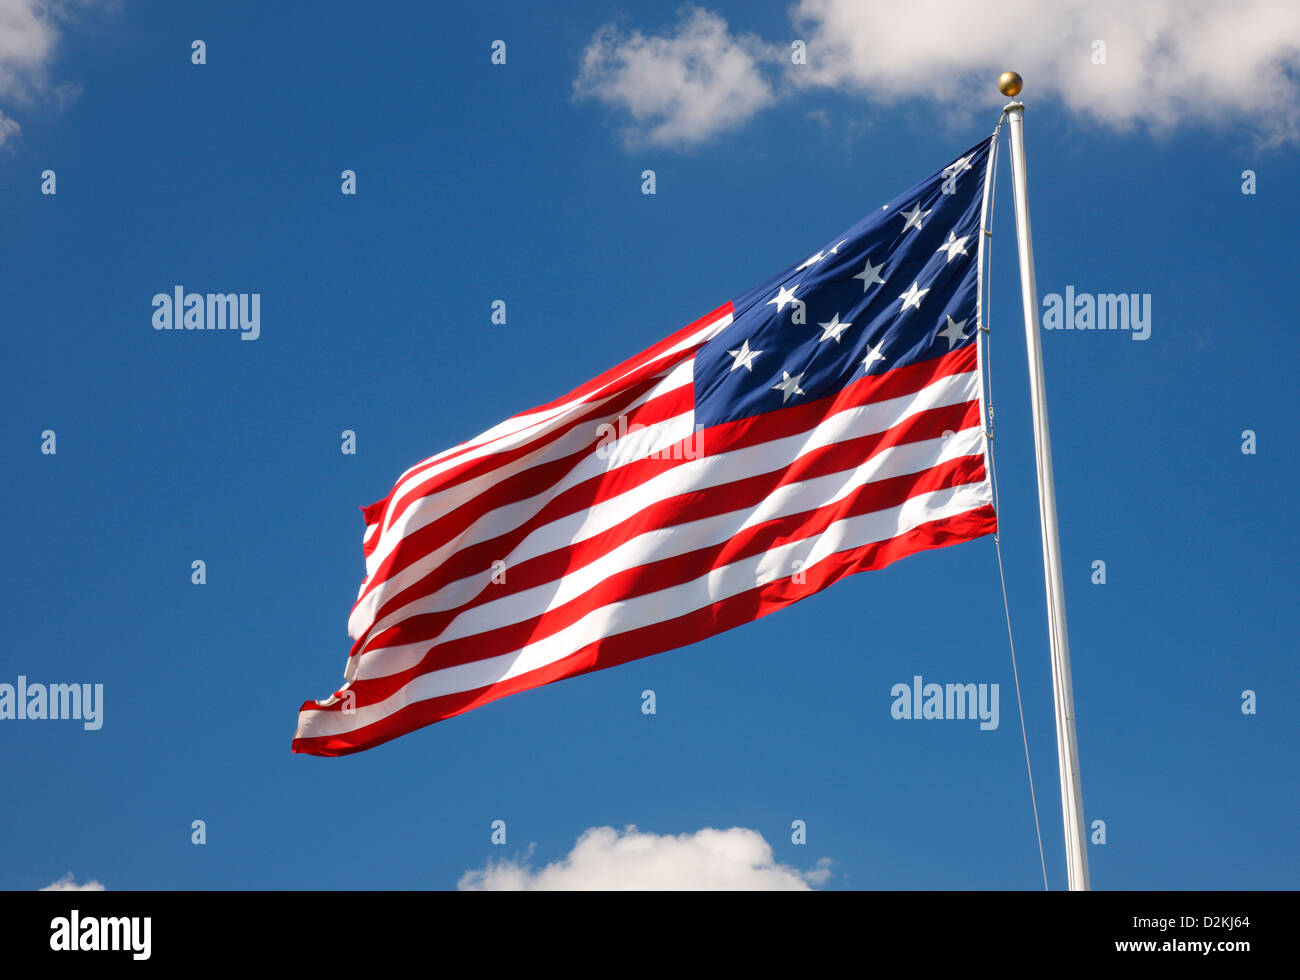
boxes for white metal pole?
[1000,77,1090,891]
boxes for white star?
[937,316,968,349]
[727,338,762,371]
[899,202,931,232]
[771,371,806,403]
[817,313,853,344]
[853,258,886,292]
[936,232,970,262]
[766,283,801,315]
[797,240,849,271]
[898,281,930,312]
[862,341,887,371]
[942,155,973,177]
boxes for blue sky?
[2,1,1297,890]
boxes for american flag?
[293,137,998,756]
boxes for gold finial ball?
[998,71,1023,97]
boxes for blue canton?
[694,137,991,427]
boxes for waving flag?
[294,137,998,756]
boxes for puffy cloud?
[0,0,108,148]
[573,7,780,148]
[458,825,831,890]
[39,872,106,891]
[791,0,1300,144]
[574,1,1300,148]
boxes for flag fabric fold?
[294,137,998,756]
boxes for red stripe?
[292,503,997,756]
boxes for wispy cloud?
[575,1,1300,149]
[39,872,106,891]
[459,825,832,890]
[0,0,110,148]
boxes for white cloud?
[792,0,1300,144]
[39,872,106,891]
[803,855,834,886]
[573,7,780,148]
[0,110,19,145]
[575,1,1300,148]
[0,0,108,148]
[458,825,832,890]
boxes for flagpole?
[998,71,1090,891]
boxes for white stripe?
[297,479,991,740]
